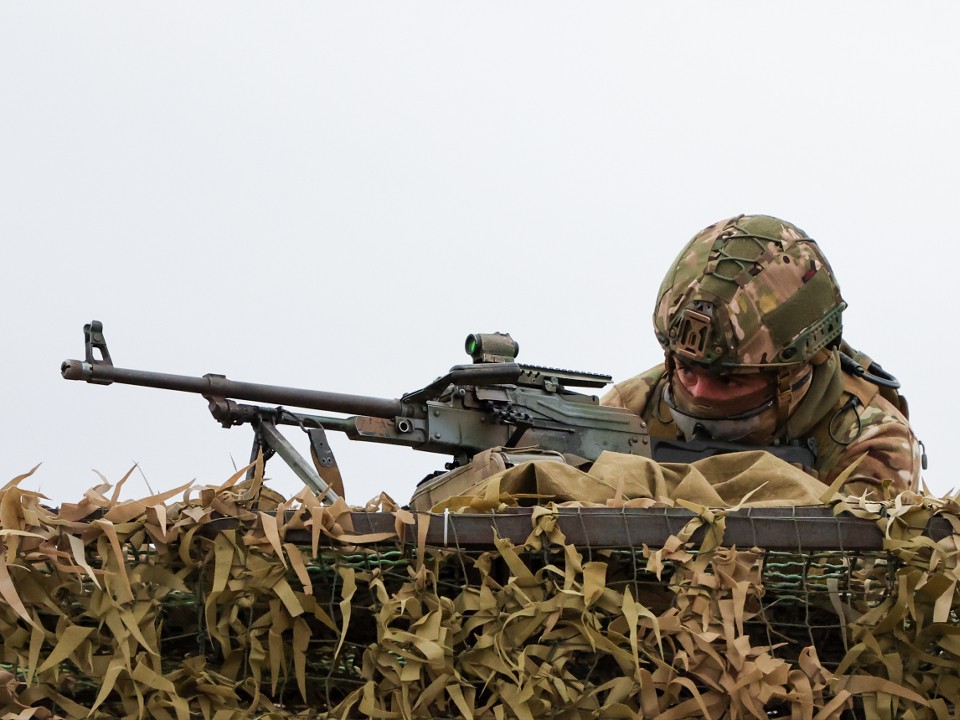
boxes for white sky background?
[1,3,957,504]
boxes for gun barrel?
[61,359,404,418]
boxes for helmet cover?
[654,215,846,371]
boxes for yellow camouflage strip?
[0,466,956,718]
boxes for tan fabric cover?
[428,450,830,511]
[409,447,567,511]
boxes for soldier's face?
[674,363,772,404]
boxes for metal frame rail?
[203,506,950,551]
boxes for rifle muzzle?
[62,359,112,385]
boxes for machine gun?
[62,322,815,504]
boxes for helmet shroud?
[654,215,845,372]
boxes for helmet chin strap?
[775,368,794,431]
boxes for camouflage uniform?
[602,360,921,496]
[604,215,921,497]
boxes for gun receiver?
[62,323,652,502]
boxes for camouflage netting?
[0,460,958,719]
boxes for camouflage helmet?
[654,215,846,371]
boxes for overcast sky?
[2,3,957,504]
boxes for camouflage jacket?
[601,356,921,497]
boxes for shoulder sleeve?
[600,385,627,409]
[820,394,922,498]
[600,365,667,415]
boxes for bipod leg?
[307,427,345,501]
[246,427,275,482]
[255,419,341,504]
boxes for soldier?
[602,214,922,496]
